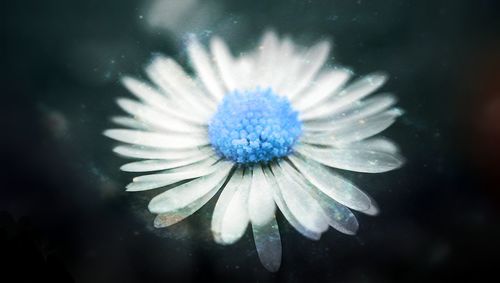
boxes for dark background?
[2,0,500,282]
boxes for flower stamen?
[208,88,302,164]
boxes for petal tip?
[263,262,281,272]
[103,129,115,138]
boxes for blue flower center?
[208,88,302,165]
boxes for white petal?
[300,72,387,121]
[248,165,276,226]
[252,215,282,272]
[285,40,331,100]
[211,170,243,240]
[331,94,398,124]
[279,160,360,234]
[113,145,209,160]
[287,155,371,211]
[147,56,216,115]
[153,184,220,227]
[103,129,209,149]
[148,161,232,214]
[129,171,207,187]
[210,36,237,91]
[233,55,257,91]
[301,109,403,145]
[152,167,229,227]
[272,162,329,234]
[187,36,226,101]
[211,169,251,245]
[296,144,404,173]
[143,73,207,125]
[362,195,380,216]
[363,206,379,216]
[303,94,397,132]
[315,191,359,235]
[121,76,170,110]
[292,69,351,111]
[343,138,399,154]
[220,173,251,244]
[125,181,173,192]
[116,98,205,134]
[127,158,219,192]
[121,77,205,125]
[120,149,214,172]
[253,30,280,88]
[111,116,148,130]
[269,37,298,92]
[262,167,322,240]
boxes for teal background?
[2,0,500,282]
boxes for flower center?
[208,88,302,164]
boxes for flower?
[104,31,404,272]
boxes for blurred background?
[1,0,500,282]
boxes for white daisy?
[105,31,404,272]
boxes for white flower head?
[105,31,404,272]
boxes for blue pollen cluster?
[208,88,303,165]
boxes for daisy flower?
[104,31,404,271]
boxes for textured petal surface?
[113,145,209,160]
[187,36,225,101]
[288,154,371,211]
[253,30,280,88]
[111,116,148,130]
[121,76,170,110]
[233,55,257,91]
[303,94,397,132]
[211,170,243,241]
[219,172,251,244]
[314,191,359,235]
[330,94,398,125]
[272,163,329,235]
[343,138,400,154]
[263,167,322,240]
[292,69,351,111]
[296,144,404,173]
[252,215,282,272]
[280,160,359,234]
[211,169,251,244]
[125,180,175,192]
[248,166,276,226]
[301,72,387,121]
[211,36,237,91]
[301,109,403,145]
[361,195,380,216]
[120,149,214,172]
[116,98,203,134]
[126,158,219,192]
[284,41,331,99]
[269,38,297,92]
[153,182,222,228]
[148,161,232,214]
[121,77,204,125]
[147,55,216,115]
[104,129,208,149]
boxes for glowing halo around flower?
[104,31,404,271]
